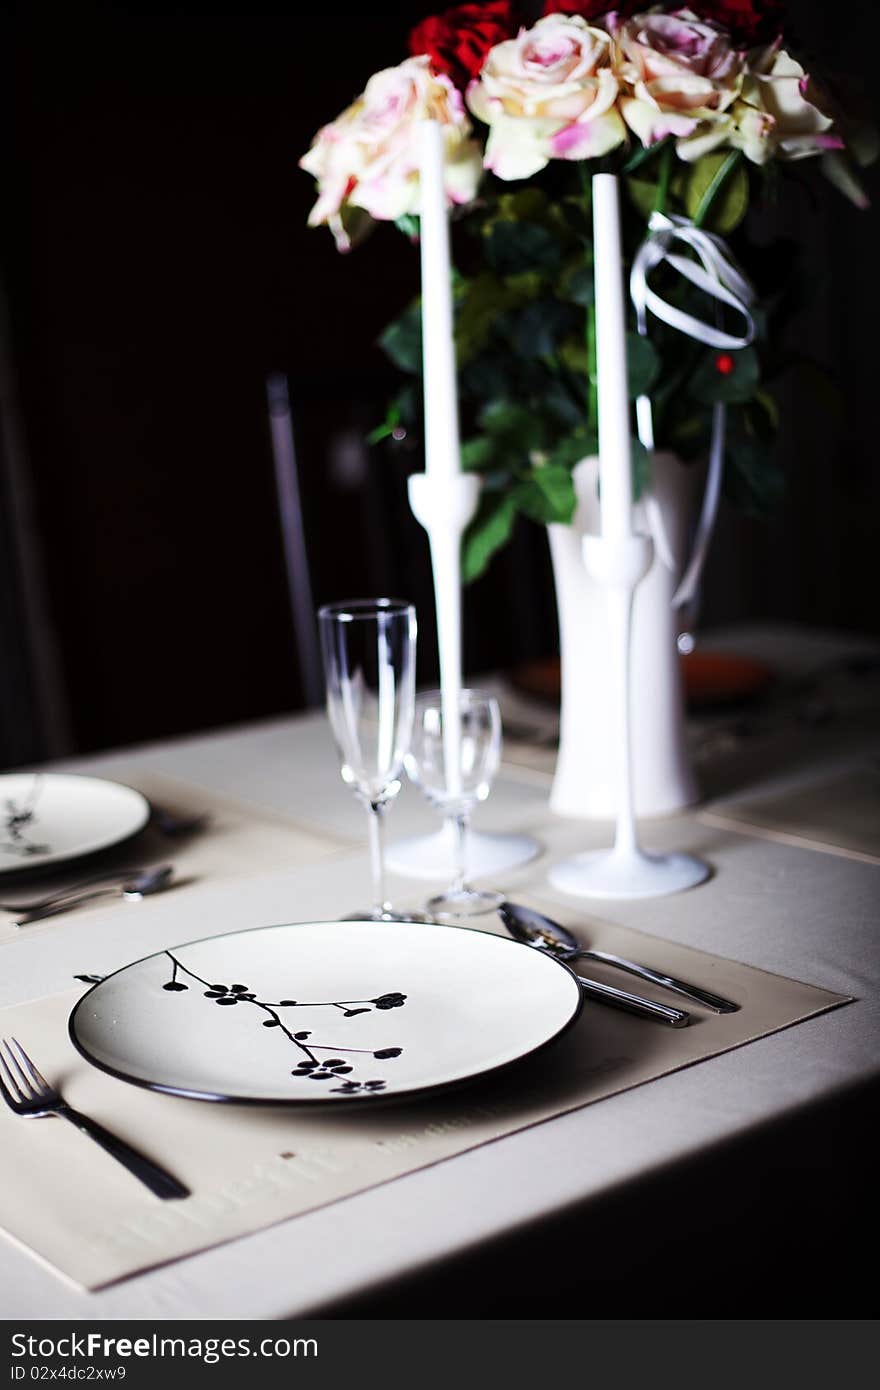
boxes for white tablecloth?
[0,624,877,1318]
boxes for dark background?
[2,0,878,767]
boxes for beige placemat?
[0,911,849,1291]
[699,765,880,865]
[0,773,345,946]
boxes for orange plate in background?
[681,650,774,708]
[510,651,774,711]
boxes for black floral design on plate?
[2,778,50,858]
[159,952,406,1096]
[203,983,257,1005]
[331,1080,387,1095]
[373,993,406,1010]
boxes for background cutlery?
[0,863,169,915]
[11,864,174,927]
[150,805,210,838]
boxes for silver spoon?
[498,904,689,1027]
[500,901,738,1015]
[12,865,174,928]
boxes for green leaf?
[515,465,577,525]
[366,383,419,446]
[689,347,760,404]
[460,436,497,472]
[542,377,587,429]
[485,220,564,276]
[559,340,588,375]
[723,432,785,515]
[684,152,749,233]
[502,298,578,359]
[626,333,661,398]
[476,399,547,457]
[458,351,511,401]
[394,213,420,240]
[377,302,422,374]
[752,389,779,433]
[479,400,534,438]
[502,269,545,299]
[559,263,594,307]
[625,177,660,221]
[494,188,551,224]
[623,137,672,175]
[631,436,651,499]
[462,493,518,583]
[455,272,520,364]
[547,426,598,471]
[366,403,401,446]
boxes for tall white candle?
[418,120,460,481]
[592,173,633,539]
[417,119,463,797]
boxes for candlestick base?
[385,823,540,881]
[548,846,710,900]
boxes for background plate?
[0,773,150,875]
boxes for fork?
[0,1037,189,1200]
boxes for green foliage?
[378,302,422,374]
[626,333,661,398]
[499,298,578,359]
[462,492,518,584]
[559,263,594,307]
[373,153,787,582]
[689,347,760,404]
[684,152,749,233]
[515,464,577,525]
[484,220,564,276]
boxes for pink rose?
[730,43,843,163]
[467,14,626,180]
[300,56,482,250]
[615,7,744,159]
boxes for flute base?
[548,846,709,900]
[385,825,540,881]
[428,886,504,919]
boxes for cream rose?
[300,55,482,250]
[614,7,744,160]
[728,44,843,163]
[466,14,625,180]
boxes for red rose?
[408,2,518,90]
[541,1,640,19]
[697,1,787,44]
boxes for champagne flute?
[318,599,417,922]
[404,689,503,917]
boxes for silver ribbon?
[629,210,756,613]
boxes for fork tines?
[0,1037,51,1107]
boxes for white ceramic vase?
[547,452,699,819]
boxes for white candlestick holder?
[385,471,540,881]
[548,531,710,900]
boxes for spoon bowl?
[499,901,738,1015]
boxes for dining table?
[0,621,877,1320]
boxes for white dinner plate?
[0,773,150,875]
[69,920,583,1104]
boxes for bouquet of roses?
[300,2,874,579]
